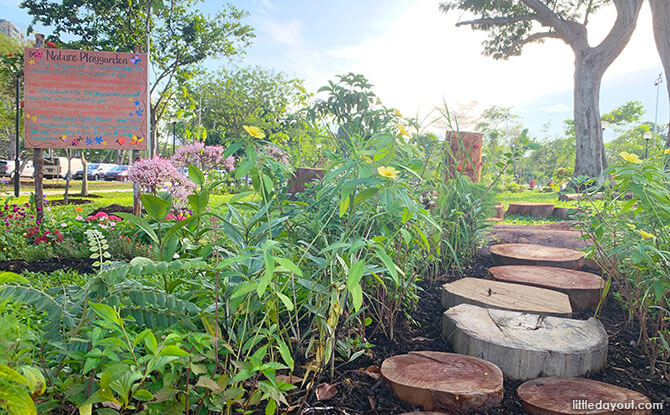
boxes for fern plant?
[85,229,111,272]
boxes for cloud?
[256,17,303,47]
[539,103,572,113]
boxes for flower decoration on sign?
[27,59,35,65]
[25,113,36,122]
[94,136,103,145]
[29,50,43,59]
[85,136,93,146]
[130,55,141,65]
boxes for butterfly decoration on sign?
[117,136,126,146]
[130,55,141,65]
[59,135,67,143]
[71,137,81,147]
[130,134,144,146]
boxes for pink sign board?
[23,47,148,150]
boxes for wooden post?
[132,44,144,217]
[33,34,45,224]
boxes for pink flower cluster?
[128,156,195,206]
[172,142,235,172]
[264,145,290,166]
[86,211,122,222]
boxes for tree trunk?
[64,149,72,204]
[649,0,670,149]
[80,151,88,197]
[573,54,607,178]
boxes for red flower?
[46,42,56,48]
[8,53,13,57]
[457,165,463,172]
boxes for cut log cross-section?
[517,377,652,415]
[381,351,504,413]
[488,265,605,311]
[441,277,573,317]
[442,304,608,380]
[506,202,555,218]
[490,243,585,269]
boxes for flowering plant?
[172,142,235,173]
[128,156,195,209]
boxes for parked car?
[0,160,16,177]
[73,163,98,180]
[88,163,117,181]
[104,165,130,181]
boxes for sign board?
[23,47,148,150]
[445,131,483,182]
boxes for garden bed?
[297,256,668,414]
[0,258,95,274]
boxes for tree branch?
[518,0,585,46]
[503,31,561,54]
[456,14,536,27]
[592,0,644,66]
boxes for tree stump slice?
[517,377,652,415]
[529,204,556,218]
[507,202,533,215]
[442,304,608,380]
[381,351,503,413]
[441,277,572,317]
[490,243,585,269]
[495,202,505,219]
[488,265,605,311]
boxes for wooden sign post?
[445,131,483,182]
[23,43,148,218]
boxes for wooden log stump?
[442,304,608,380]
[481,225,588,254]
[490,243,585,269]
[441,278,572,317]
[381,351,503,413]
[287,167,324,193]
[529,204,555,218]
[488,265,605,311]
[517,377,652,415]
[507,202,533,215]
[495,202,504,219]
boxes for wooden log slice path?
[517,377,652,415]
[441,277,572,317]
[488,265,605,311]
[490,243,585,269]
[381,351,504,413]
[442,304,608,380]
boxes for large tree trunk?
[573,54,607,177]
[649,0,670,149]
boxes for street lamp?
[653,73,663,145]
[644,131,653,159]
[171,119,176,155]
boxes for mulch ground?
[0,258,95,274]
[297,256,669,414]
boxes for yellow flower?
[664,149,670,155]
[619,152,642,164]
[394,109,402,118]
[361,155,373,163]
[243,125,265,139]
[378,166,399,179]
[639,230,656,239]
[398,124,409,137]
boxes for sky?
[3,0,668,140]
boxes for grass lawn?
[494,190,604,224]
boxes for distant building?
[0,19,23,40]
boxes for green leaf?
[0,384,36,415]
[188,190,210,215]
[339,194,350,217]
[275,337,294,371]
[347,261,365,311]
[158,345,189,357]
[274,257,303,277]
[0,364,27,385]
[188,165,205,186]
[89,303,122,327]
[144,330,158,355]
[223,141,243,159]
[0,272,29,285]
[276,292,294,311]
[353,187,378,205]
[258,249,274,298]
[141,194,171,222]
[114,212,159,244]
[375,248,402,286]
[133,389,153,401]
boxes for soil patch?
[0,258,95,274]
[298,256,668,414]
[48,198,93,206]
[90,204,138,216]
